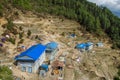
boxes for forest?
[0,0,120,49]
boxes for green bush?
[27,30,31,37]
[114,76,120,80]
[18,39,24,44]
[0,4,3,17]
[118,69,120,76]
[35,35,38,39]
[114,67,120,80]
[0,66,13,80]
[19,32,24,39]
[8,38,16,44]
[19,26,23,31]
[6,19,14,31]
[61,32,65,36]
[12,0,32,10]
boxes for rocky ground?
[0,10,120,80]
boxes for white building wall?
[33,51,45,73]
[17,51,46,73]
[18,61,34,72]
[88,45,93,50]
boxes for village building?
[96,42,104,47]
[45,42,59,61]
[75,42,93,52]
[75,43,86,52]
[14,44,46,73]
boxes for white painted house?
[15,44,46,73]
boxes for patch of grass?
[0,66,13,80]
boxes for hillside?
[0,9,119,80]
[0,0,118,49]
[0,0,120,80]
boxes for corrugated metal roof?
[46,42,58,50]
[75,43,86,49]
[75,42,93,49]
[15,44,46,61]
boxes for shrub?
[12,28,19,35]
[19,32,24,39]
[27,30,31,37]
[114,76,120,80]
[6,19,14,31]
[0,66,13,80]
[14,11,19,16]
[0,4,3,17]
[18,39,24,44]
[35,35,38,39]
[8,38,15,44]
[61,32,65,36]
[19,26,23,31]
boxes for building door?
[28,67,32,73]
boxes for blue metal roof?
[46,42,58,50]
[40,64,48,71]
[75,43,86,49]
[75,42,94,49]
[15,44,46,61]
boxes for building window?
[22,66,26,72]
[28,67,32,73]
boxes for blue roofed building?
[75,42,93,52]
[45,42,59,61]
[15,44,46,73]
[96,42,104,47]
[75,43,86,52]
[85,42,93,50]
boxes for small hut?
[75,43,86,52]
[96,42,103,47]
[75,42,93,52]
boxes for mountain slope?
[0,0,120,49]
[0,2,120,79]
[7,11,120,80]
